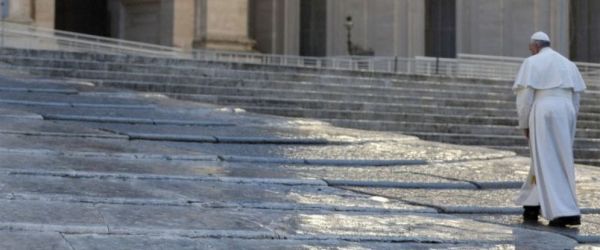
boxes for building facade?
[3,0,599,62]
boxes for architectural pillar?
[249,0,300,55]
[171,0,195,50]
[456,0,569,58]
[570,0,600,62]
[117,0,194,48]
[4,0,33,23]
[194,0,254,51]
[324,0,424,57]
[33,0,55,28]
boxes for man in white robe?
[513,31,586,227]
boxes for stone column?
[194,0,255,51]
[172,0,195,50]
[5,0,33,23]
[32,0,55,28]
[456,0,569,58]
[324,0,425,57]
[249,0,300,55]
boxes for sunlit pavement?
[0,73,599,249]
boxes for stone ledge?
[43,114,235,126]
[219,155,427,166]
[7,170,328,186]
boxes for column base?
[193,34,255,51]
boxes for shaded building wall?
[55,0,110,37]
[425,0,456,58]
[299,0,327,56]
[324,0,425,57]
[457,0,569,58]
[107,0,195,49]
[13,0,600,64]
[34,0,55,28]
[194,0,254,51]
[570,0,600,63]
[249,0,300,55]
[1,0,55,28]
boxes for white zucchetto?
[531,31,550,42]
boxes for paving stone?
[458,214,600,244]
[0,71,598,249]
[0,174,183,201]
[63,234,523,250]
[344,187,518,211]
[0,152,294,178]
[577,244,600,249]
[0,173,429,213]
[0,200,106,233]
[0,134,210,158]
[0,107,43,119]
[0,91,151,106]
[0,118,124,138]
[347,187,600,213]
[149,140,514,162]
[415,157,531,183]
[268,212,577,247]
[91,203,577,247]
[96,204,274,234]
[0,231,71,250]
[289,166,472,183]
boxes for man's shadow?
[512,220,581,249]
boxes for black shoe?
[549,215,581,227]
[523,206,541,221]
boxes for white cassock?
[513,47,586,220]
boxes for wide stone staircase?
[1,48,599,165]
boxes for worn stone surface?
[0,73,598,249]
[64,235,521,250]
[0,232,71,250]
[346,185,600,213]
[458,214,600,244]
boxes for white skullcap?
[531,31,550,42]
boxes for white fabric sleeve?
[572,92,581,114]
[515,87,535,129]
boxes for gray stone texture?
[0,59,598,249]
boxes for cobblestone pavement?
[0,73,599,249]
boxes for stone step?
[7,48,600,95]
[408,132,600,149]
[106,86,514,109]
[19,64,591,117]
[0,49,523,88]
[98,79,600,108]
[247,107,600,130]
[169,92,520,115]
[2,49,598,166]
[243,105,600,124]
[167,93,600,126]
[47,77,600,117]
[4,55,600,95]
[492,145,600,161]
[5,61,600,110]
[97,79,519,102]
[321,117,600,135]
[263,111,600,138]
[97,80,526,109]
[0,59,513,93]
[241,104,517,118]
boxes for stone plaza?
[0,57,599,248]
[0,0,600,249]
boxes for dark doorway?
[55,0,110,37]
[570,0,600,63]
[300,0,327,56]
[425,0,456,58]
